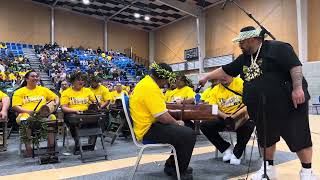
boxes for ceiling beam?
[156,0,201,17]
[52,0,60,7]
[107,0,140,21]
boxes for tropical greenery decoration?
[19,112,48,146]
[150,63,177,84]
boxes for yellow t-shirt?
[164,89,174,103]
[0,44,7,49]
[9,73,16,81]
[122,85,130,93]
[19,71,27,78]
[109,90,128,104]
[60,87,96,111]
[101,53,106,58]
[168,86,195,102]
[200,87,212,102]
[130,75,167,141]
[12,86,58,112]
[0,90,8,99]
[208,77,244,114]
[89,85,110,105]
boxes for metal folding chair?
[121,93,181,180]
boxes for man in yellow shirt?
[89,76,110,109]
[200,76,254,165]
[109,83,128,104]
[130,63,196,180]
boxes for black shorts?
[247,99,312,152]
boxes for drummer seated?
[12,70,59,157]
[166,75,196,130]
[0,90,10,150]
[200,76,254,165]
[0,90,10,122]
[60,72,98,155]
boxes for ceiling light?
[134,13,141,18]
[144,15,150,21]
[82,0,90,5]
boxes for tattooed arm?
[290,66,303,90]
[290,66,305,108]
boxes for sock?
[301,163,312,169]
[266,160,274,166]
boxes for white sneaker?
[222,146,233,162]
[230,154,241,165]
[251,162,277,180]
[300,168,319,180]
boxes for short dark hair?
[69,72,87,83]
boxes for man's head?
[115,83,122,93]
[176,74,192,89]
[233,26,264,55]
[61,80,69,90]
[150,63,174,88]
[90,76,101,89]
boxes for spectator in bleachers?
[0,42,6,49]
[96,47,102,54]
[0,59,6,72]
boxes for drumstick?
[94,95,101,109]
[195,85,202,93]
[33,98,43,112]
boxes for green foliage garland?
[19,113,48,146]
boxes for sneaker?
[300,168,319,180]
[251,162,277,180]
[230,154,241,165]
[222,146,233,162]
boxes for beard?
[241,48,250,55]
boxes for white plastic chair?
[121,94,181,180]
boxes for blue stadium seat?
[22,44,27,48]
[28,44,33,49]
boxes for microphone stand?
[227,0,276,40]
[222,1,274,179]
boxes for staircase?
[23,48,55,89]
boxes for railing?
[124,48,149,69]
[169,54,234,72]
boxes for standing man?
[130,63,196,180]
[199,26,317,180]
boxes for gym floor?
[0,115,319,180]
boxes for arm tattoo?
[290,66,303,89]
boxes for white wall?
[303,62,320,105]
